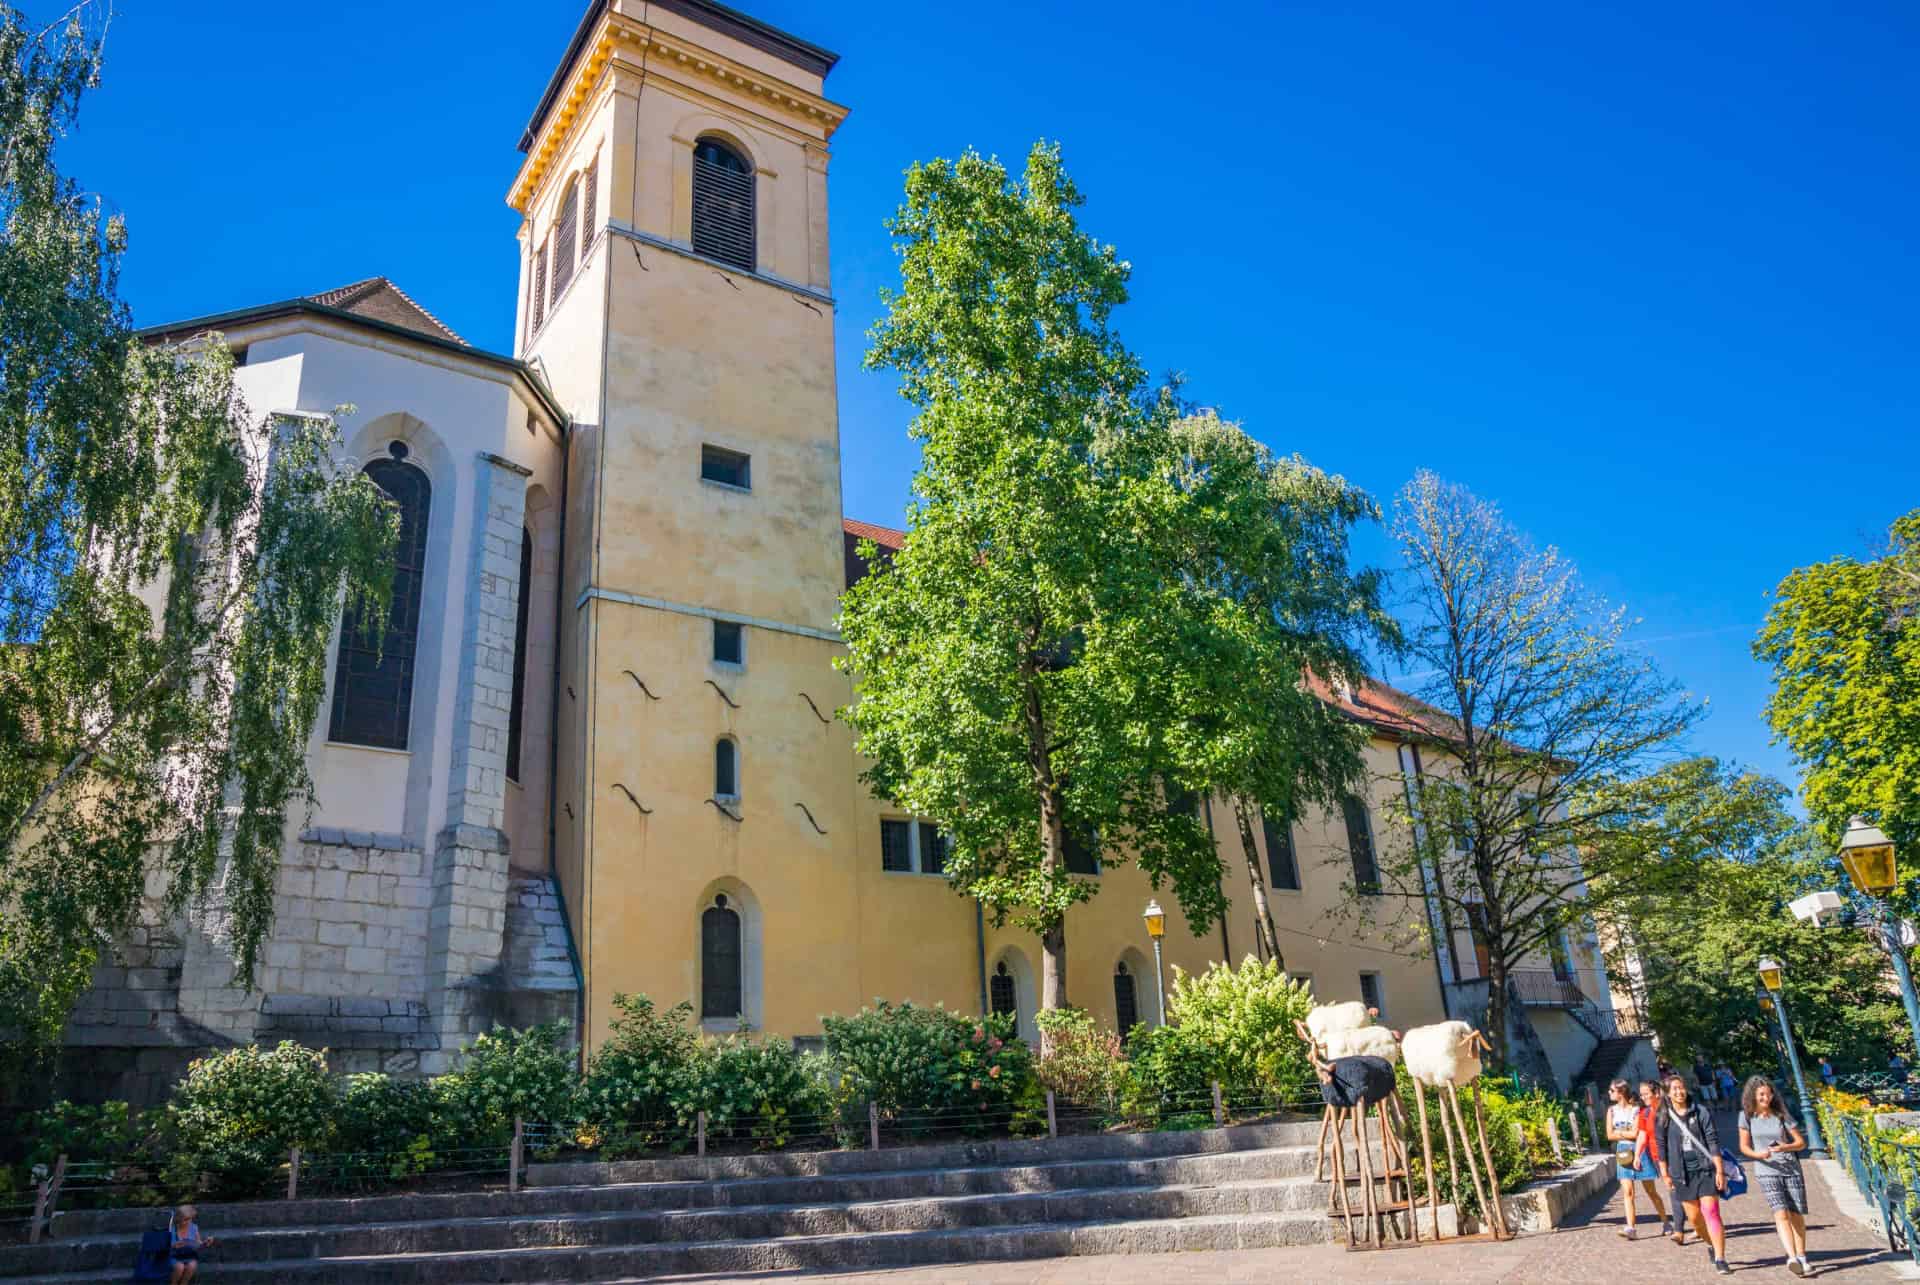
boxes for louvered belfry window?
[552,179,579,301]
[329,451,430,750]
[582,158,598,261]
[532,240,548,331]
[691,137,755,272]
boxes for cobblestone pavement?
[654,1123,1902,1284]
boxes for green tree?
[1372,471,1708,1070]
[1755,509,1920,859]
[1596,765,1907,1073]
[841,143,1387,1021]
[0,10,395,1051]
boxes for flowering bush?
[579,994,703,1140]
[334,1072,439,1173]
[822,1001,1030,1127]
[687,1038,833,1149]
[432,1021,576,1148]
[1163,955,1316,1098]
[164,1041,336,1197]
[1033,1007,1128,1108]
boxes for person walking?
[1717,1064,1738,1103]
[1608,1078,1670,1240]
[1658,1073,1731,1274]
[1695,1057,1716,1104]
[1818,1056,1836,1089]
[1740,1075,1813,1276]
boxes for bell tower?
[507,1,853,1053]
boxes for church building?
[63,0,1620,1101]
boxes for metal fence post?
[868,1100,880,1151]
[287,1146,301,1201]
[1045,1090,1058,1140]
[1211,1081,1225,1128]
[29,1154,65,1245]
[510,1117,524,1194]
[697,1110,708,1158]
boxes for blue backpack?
[130,1229,172,1282]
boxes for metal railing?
[1822,1107,1920,1264]
[1508,969,1588,1008]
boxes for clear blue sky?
[41,1,1919,794]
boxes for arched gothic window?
[1113,962,1139,1034]
[328,447,430,749]
[989,961,1017,1021]
[701,894,742,1019]
[714,737,739,799]
[552,177,579,301]
[505,527,533,782]
[691,137,754,272]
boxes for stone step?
[3,1143,1358,1277]
[24,1209,1334,1283]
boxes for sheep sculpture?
[1295,1003,1416,1250]
[1396,1021,1508,1242]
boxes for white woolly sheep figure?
[1304,1000,1373,1046]
[1400,1020,1482,1087]
[1322,1024,1401,1063]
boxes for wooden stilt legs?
[1444,1084,1495,1239]
[1355,1101,1379,1246]
[1379,1097,1415,1243]
[1329,1104,1356,1245]
[1412,1080,1442,1240]
[1470,1079,1511,1239]
[1315,1104,1333,1182]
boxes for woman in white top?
[1606,1078,1669,1239]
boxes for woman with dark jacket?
[1659,1073,1730,1274]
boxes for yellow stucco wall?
[511,4,1452,1059]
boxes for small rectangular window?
[1063,825,1101,875]
[701,445,751,490]
[918,822,948,875]
[1359,972,1384,1019]
[1261,808,1300,891]
[713,619,743,666]
[880,819,913,873]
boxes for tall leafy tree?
[1755,509,1920,859]
[0,9,395,1050]
[841,144,1388,1020]
[1370,471,1708,1069]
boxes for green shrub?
[579,994,703,1151]
[1033,1008,1128,1110]
[1121,1022,1214,1123]
[687,1038,833,1149]
[334,1073,438,1174]
[433,1021,576,1150]
[23,1099,150,1171]
[822,1002,1031,1130]
[1163,955,1316,1098]
[164,1041,335,1198]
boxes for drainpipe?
[543,413,588,1067]
[1397,741,1455,1021]
[974,899,989,1016]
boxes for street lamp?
[1142,899,1169,1027]
[1757,956,1825,1154]
[1834,816,1920,1065]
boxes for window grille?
[918,822,947,876]
[582,158,598,261]
[990,962,1017,1020]
[701,444,750,489]
[553,179,578,301]
[533,240,548,331]
[714,739,738,799]
[506,527,533,781]
[713,619,744,665]
[1342,796,1380,894]
[880,819,913,872]
[701,895,742,1018]
[328,453,430,749]
[1261,807,1300,891]
[1114,963,1139,1033]
[691,137,755,272]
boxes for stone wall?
[258,830,434,1002]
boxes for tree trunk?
[1232,797,1282,969]
[1485,951,1511,1072]
[1025,675,1067,1050]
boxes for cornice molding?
[508,15,848,213]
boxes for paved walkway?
[651,1118,1904,1284]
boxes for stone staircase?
[2,1120,1370,1282]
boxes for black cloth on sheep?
[1319,1055,1396,1109]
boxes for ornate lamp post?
[1142,899,1169,1027]
[1758,956,1825,1154]
[1835,816,1920,1061]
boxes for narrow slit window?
[714,738,738,799]
[1113,962,1139,1033]
[701,895,742,1019]
[1261,807,1300,891]
[990,962,1017,1020]
[701,444,751,490]
[506,527,533,782]
[713,619,744,666]
[1342,796,1380,895]
[1359,971,1384,1020]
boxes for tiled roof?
[837,516,1456,747]
[303,277,466,347]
